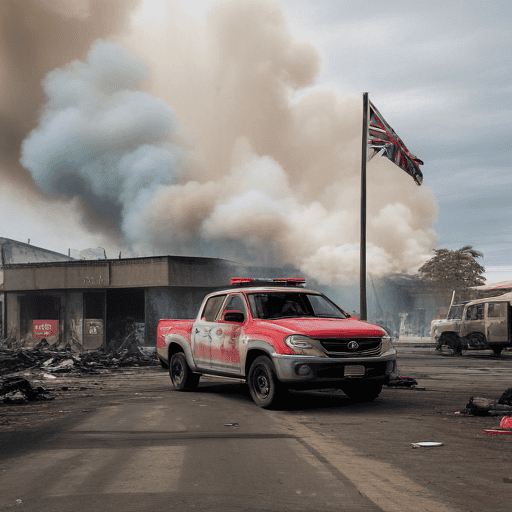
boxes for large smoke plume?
[13,0,438,284]
[0,0,141,239]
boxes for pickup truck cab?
[157,278,397,408]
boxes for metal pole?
[360,92,369,320]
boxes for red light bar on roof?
[230,278,254,285]
[230,277,306,287]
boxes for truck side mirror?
[223,311,245,323]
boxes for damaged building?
[0,239,290,350]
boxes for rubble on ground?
[461,389,512,416]
[386,375,419,388]
[0,376,53,403]
[0,339,159,376]
[498,388,512,406]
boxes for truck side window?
[466,304,483,321]
[488,302,505,318]
[202,295,225,322]
[222,295,246,316]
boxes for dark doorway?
[106,288,145,345]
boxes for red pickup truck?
[157,278,397,408]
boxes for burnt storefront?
[1,255,255,349]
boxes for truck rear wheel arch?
[168,343,184,361]
[167,341,199,372]
[169,352,200,391]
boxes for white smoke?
[21,39,184,240]
[20,0,439,284]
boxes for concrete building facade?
[1,252,289,349]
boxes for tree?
[418,245,485,291]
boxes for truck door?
[460,303,485,338]
[191,294,227,369]
[209,293,247,374]
[486,302,510,343]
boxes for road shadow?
[193,379,407,412]
[436,351,512,360]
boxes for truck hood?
[254,317,386,338]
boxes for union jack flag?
[368,101,423,185]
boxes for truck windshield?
[247,292,347,319]
[448,305,464,320]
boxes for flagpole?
[360,92,369,321]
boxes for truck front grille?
[316,337,382,357]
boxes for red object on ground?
[482,429,512,435]
[500,417,512,428]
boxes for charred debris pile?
[1,337,160,405]
[0,337,159,376]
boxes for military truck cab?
[438,292,512,355]
[459,297,511,354]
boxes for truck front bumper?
[271,351,397,386]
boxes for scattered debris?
[0,343,159,376]
[498,388,512,406]
[481,416,512,435]
[461,394,512,416]
[500,417,512,428]
[0,376,53,403]
[411,442,443,448]
[387,375,419,388]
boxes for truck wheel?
[491,345,505,355]
[248,356,285,408]
[444,333,463,355]
[341,381,382,403]
[169,353,200,390]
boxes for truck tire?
[442,333,463,355]
[341,381,382,402]
[169,353,200,390]
[248,356,285,409]
[491,344,506,355]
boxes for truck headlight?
[285,335,313,349]
[381,335,393,353]
[284,335,326,357]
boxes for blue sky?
[0,0,510,283]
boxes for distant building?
[0,243,296,350]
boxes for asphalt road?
[1,347,511,512]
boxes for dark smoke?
[0,0,141,239]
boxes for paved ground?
[1,346,511,511]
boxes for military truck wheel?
[169,353,200,390]
[341,381,383,402]
[491,345,506,355]
[444,333,463,355]
[248,356,285,408]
